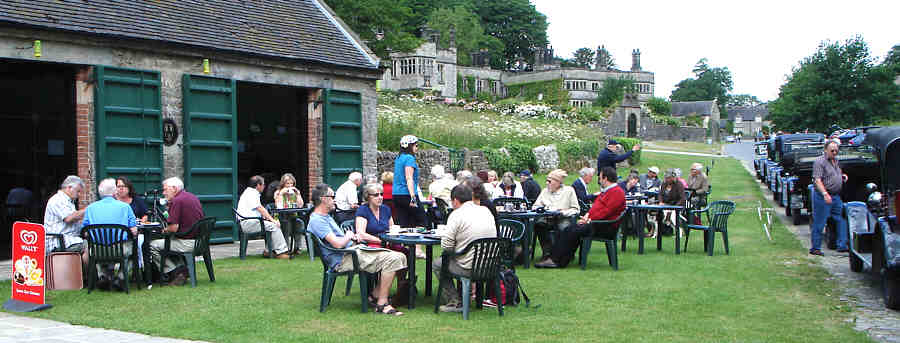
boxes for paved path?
[728,142,900,343]
[1,239,273,342]
[642,148,725,158]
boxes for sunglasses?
[322,194,335,199]
[369,192,384,197]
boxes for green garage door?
[183,75,237,243]
[94,66,163,196]
[322,90,363,188]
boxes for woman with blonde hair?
[273,173,305,253]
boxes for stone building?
[379,29,457,98]
[728,104,770,136]
[0,0,381,243]
[671,100,721,129]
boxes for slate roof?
[727,104,769,121]
[0,0,378,70]
[671,100,716,117]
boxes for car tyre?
[849,248,864,273]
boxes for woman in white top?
[492,172,525,199]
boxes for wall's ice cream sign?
[8,222,46,306]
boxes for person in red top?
[536,167,625,268]
[149,177,204,286]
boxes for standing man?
[335,172,363,223]
[572,167,599,204]
[596,139,641,171]
[810,140,849,256]
[519,170,541,205]
[536,167,626,268]
[433,184,497,312]
[149,177,204,286]
[307,183,407,316]
[44,176,86,255]
[237,175,289,259]
[81,178,138,289]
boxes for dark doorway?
[0,59,78,259]
[627,113,637,138]
[236,82,311,203]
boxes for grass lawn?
[643,140,724,155]
[0,153,870,342]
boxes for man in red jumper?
[535,167,626,268]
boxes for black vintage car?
[753,141,768,181]
[777,140,826,224]
[769,134,824,206]
[845,126,900,309]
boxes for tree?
[594,77,634,109]
[473,0,549,69]
[728,94,762,107]
[769,37,900,132]
[647,97,672,115]
[427,6,500,66]
[324,0,421,58]
[670,58,733,114]
[572,47,595,69]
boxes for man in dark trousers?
[596,139,641,171]
[519,170,541,205]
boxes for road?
[725,142,900,342]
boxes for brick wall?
[306,90,323,199]
[75,66,95,206]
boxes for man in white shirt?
[334,172,362,223]
[428,164,458,205]
[44,175,86,254]
[237,175,289,259]
[433,183,497,312]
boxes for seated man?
[307,183,407,316]
[81,178,138,289]
[433,184,497,312]
[150,177,204,286]
[618,171,642,196]
[572,167,598,204]
[334,172,363,224]
[237,175,289,259]
[531,169,581,261]
[536,167,625,268]
[428,164,457,205]
[44,176,87,259]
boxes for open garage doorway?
[0,59,78,259]
[236,81,311,204]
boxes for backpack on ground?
[488,268,534,308]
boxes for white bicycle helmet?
[400,135,418,149]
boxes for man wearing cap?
[596,139,641,171]
[639,166,661,191]
[519,170,541,204]
[810,140,849,256]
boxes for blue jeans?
[811,191,848,251]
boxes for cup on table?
[389,225,401,235]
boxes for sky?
[531,0,898,102]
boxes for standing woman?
[273,173,305,253]
[115,177,148,223]
[393,135,427,229]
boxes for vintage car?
[768,134,823,205]
[753,141,769,181]
[845,126,900,309]
[775,138,826,224]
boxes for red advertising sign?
[10,222,45,305]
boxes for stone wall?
[532,145,559,172]
[376,149,489,190]
[604,106,710,143]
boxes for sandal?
[374,303,404,316]
[368,295,392,308]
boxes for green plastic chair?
[233,207,273,260]
[311,225,372,313]
[81,224,138,293]
[684,200,735,256]
[160,217,216,288]
[578,209,628,270]
[496,219,525,267]
[434,237,510,320]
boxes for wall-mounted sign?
[163,118,179,146]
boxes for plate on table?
[423,234,443,240]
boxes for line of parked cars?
[754,126,900,310]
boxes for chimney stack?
[631,49,641,71]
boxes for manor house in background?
[378,31,655,109]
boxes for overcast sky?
[531,0,898,102]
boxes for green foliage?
[483,142,537,173]
[427,6,493,66]
[612,136,642,165]
[647,97,671,116]
[769,36,900,132]
[558,139,601,170]
[476,91,493,102]
[466,76,476,97]
[323,0,422,58]
[594,77,635,108]
[728,94,763,107]
[724,120,735,135]
[504,79,568,106]
[670,58,733,113]
[572,106,605,123]
[473,0,548,69]
[684,114,704,128]
[572,47,595,69]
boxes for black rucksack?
[489,268,533,307]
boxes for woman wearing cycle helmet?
[393,135,428,232]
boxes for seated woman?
[115,177,148,222]
[493,172,525,200]
[617,171,642,197]
[355,183,408,255]
[687,163,710,212]
[651,169,686,237]
[273,173,305,253]
[531,169,581,261]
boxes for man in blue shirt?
[307,183,407,316]
[82,178,138,290]
[596,139,641,171]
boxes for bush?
[611,136,642,165]
[483,142,537,174]
[476,91,493,102]
[558,139,600,170]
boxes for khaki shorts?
[335,247,407,274]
